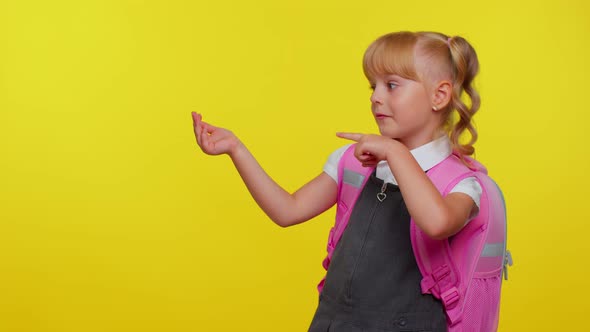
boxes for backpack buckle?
[326,227,335,252]
[441,286,460,309]
[420,265,452,294]
[503,250,513,280]
[433,265,451,281]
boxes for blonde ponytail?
[446,36,480,158]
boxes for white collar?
[376,135,452,185]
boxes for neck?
[398,129,445,150]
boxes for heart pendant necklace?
[377,182,387,202]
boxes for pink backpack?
[318,144,512,332]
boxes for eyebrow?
[385,74,404,80]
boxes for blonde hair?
[362,31,481,159]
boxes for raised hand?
[192,112,241,156]
[190,112,338,228]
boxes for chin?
[378,129,398,139]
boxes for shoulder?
[323,144,354,183]
[443,155,486,208]
[437,155,485,221]
[450,177,482,209]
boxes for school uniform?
[308,136,481,332]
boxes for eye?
[388,82,398,89]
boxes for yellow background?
[1,0,588,331]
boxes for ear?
[431,80,452,111]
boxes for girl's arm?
[384,143,475,239]
[193,112,337,227]
[337,133,475,240]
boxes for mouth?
[374,113,390,119]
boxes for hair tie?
[446,36,453,47]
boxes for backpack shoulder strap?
[411,154,479,326]
[318,144,373,292]
[330,144,373,257]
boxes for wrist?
[386,138,404,159]
[228,140,246,159]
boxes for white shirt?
[323,135,482,220]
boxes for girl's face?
[369,74,440,149]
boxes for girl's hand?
[336,132,402,167]
[192,112,241,156]
[191,112,337,228]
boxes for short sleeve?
[449,177,483,222]
[322,144,353,183]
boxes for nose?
[370,89,382,105]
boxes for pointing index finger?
[336,132,363,142]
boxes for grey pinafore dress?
[308,171,447,332]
